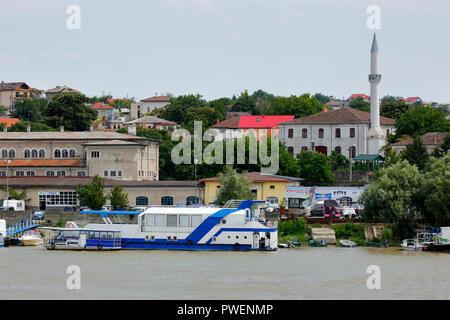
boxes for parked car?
[310,204,340,218]
[31,211,45,220]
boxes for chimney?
[128,125,136,136]
[60,126,64,132]
[1,80,4,89]
[26,124,31,132]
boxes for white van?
[0,219,6,237]
[0,200,25,211]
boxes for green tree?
[349,96,370,112]
[329,151,349,170]
[296,150,334,184]
[231,90,257,114]
[265,94,322,118]
[2,187,30,202]
[165,94,207,125]
[8,121,56,132]
[430,135,450,158]
[215,166,255,206]
[394,105,450,138]
[10,98,47,122]
[380,145,400,167]
[362,161,423,238]
[208,97,231,120]
[380,99,410,120]
[313,93,331,105]
[44,93,97,131]
[76,175,106,210]
[401,136,429,171]
[108,185,129,210]
[184,106,223,132]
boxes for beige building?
[45,85,81,102]
[0,81,39,109]
[0,129,159,181]
[0,177,203,210]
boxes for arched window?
[136,196,149,206]
[349,146,356,158]
[69,149,76,158]
[31,149,38,158]
[301,146,308,151]
[9,149,15,158]
[161,196,173,206]
[62,149,69,158]
[54,149,61,158]
[39,149,45,158]
[288,128,294,139]
[335,128,341,138]
[318,128,324,138]
[186,196,199,205]
[302,128,307,139]
[335,146,341,154]
[1,149,7,158]
[287,147,294,154]
[24,149,31,158]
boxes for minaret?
[367,33,385,154]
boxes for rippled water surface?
[1,246,449,299]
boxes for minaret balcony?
[369,74,381,81]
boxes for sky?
[1,0,450,103]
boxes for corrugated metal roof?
[0,131,146,141]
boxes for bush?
[331,222,366,246]
[278,218,308,243]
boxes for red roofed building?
[90,102,115,120]
[405,97,422,104]
[213,115,294,140]
[349,94,370,102]
[0,117,20,128]
[140,95,172,114]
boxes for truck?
[0,200,26,211]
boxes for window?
[26,171,35,176]
[288,128,294,139]
[349,146,356,158]
[76,171,87,177]
[31,149,38,158]
[335,146,342,154]
[179,215,190,227]
[154,214,165,227]
[270,185,275,189]
[9,149,15,158]
[54,149,61,158]
[267,197,278,204]
[104,170,108,177]
[1,149,7,158]
[69,149,76,158]
[0,171,5,177]
[318,128,324,138]
[186,196,199,205]
[191,215,202,227]
[118,171,122,177]
[287,147,294,154]
[136,196,148,206]
[39,191,78,207]
[24,149,31,158]
[301,146,308,151]
[161,196,173,206]
[39,149,45,158]
[167,215,177,227]
[350,128,355,138]
[387,129,390,136]
[15,92,19,97]
[62,149,68,158]
[91,151,100,158]
[302,129,307,139]
[46,171,55,176]
[335,128,341,138]
[110,171,116,177]
[144,214,153,226]
[56,170,65,176]
[15,171,25,176]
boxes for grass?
[330,222,366,246]
[278,218,309,244]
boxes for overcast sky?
[1,0,449,103]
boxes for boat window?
[95,232,100,239]
[167,214,177,227]
[154,214,165,227]
[89,231,95,239]
[191,215,202,227]
[144,214,153,226]
[179,214,190,227]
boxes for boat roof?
[39,227,120,232]
[142,207,225,215]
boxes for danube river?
[0,246,449,300]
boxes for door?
[39,201,46,210]
[253,232,260,249]
[315,146,328,155]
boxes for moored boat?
[339,239,357,247]
[401,238,423,251]
[309,239,327,247]
[18,230,44,246]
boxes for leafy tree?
[44,93,97,131]
[215,166,255,206]
[231,90,257,114]
[430,135,450,158]
[329,151,349,170]
[76,175,106,210]
[401,136,429,171]
[165,94,207,125]
[380,99,410,120]
[349,96,370,112]
[208,97,231,120]
[380,145,400,167]
[10,98,47,122]
[149,107,167,119]
[265,94,322,118]
[394,105,450,138]
[313,93,331,105]
[0,106,7,114]
[7,121,56,132]
[184,106,223,132]
[108,185,129,210]
[296,150,334,184]
[88,95,113,104]
[362,161,423,238]
[2,187,31,202]
[381,95,397,104]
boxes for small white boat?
[19,230,44,246]
[339,239,357,247]
[401,238,423,251]
[0,233,4,247]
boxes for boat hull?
[19,239,43,246]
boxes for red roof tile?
[0,159,84,167]
[213,115,295,129]
[140,96,171,102]
[201,172,290,183]
[0,117,20,127]
[90,102,114,110]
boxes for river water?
[0,246,449,300]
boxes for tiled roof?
[90,102,114,110]
[201,172,290,183]
[278,107,395,125]
[0,117,20,127]
[391,132,449,147]
[0,131,146,141]
[0,82,29,91]
[212,116,241,129]
[140,96,171,102]
[213,115,295,129]
[405,97,421,102]
[126,116,177,125]
[82,140,144,146]
[0,159,84,167]
[46,86,80,94]
[349,94,370,100]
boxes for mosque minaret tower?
[367,33,385,154]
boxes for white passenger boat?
[80,200,278,251]
[18,230,44,246]
[401,238,423,251]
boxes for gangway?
[6,218,41,237]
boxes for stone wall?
[332,170,374,185]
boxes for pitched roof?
[201,172,290,183]
[278,107,395,125]
[140,96,171,102]
[126,116,177,125]
[0,131,146,141]
[0,117,20,127]
[0,82,30,91]
[0,159,84,167]
[349,94,370,100]
[405,97,421,102]
[46,86,80,94]
[82,140,145,146]
[213,115,295,129]
[90,102,114,110]
[391,132,449,147]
